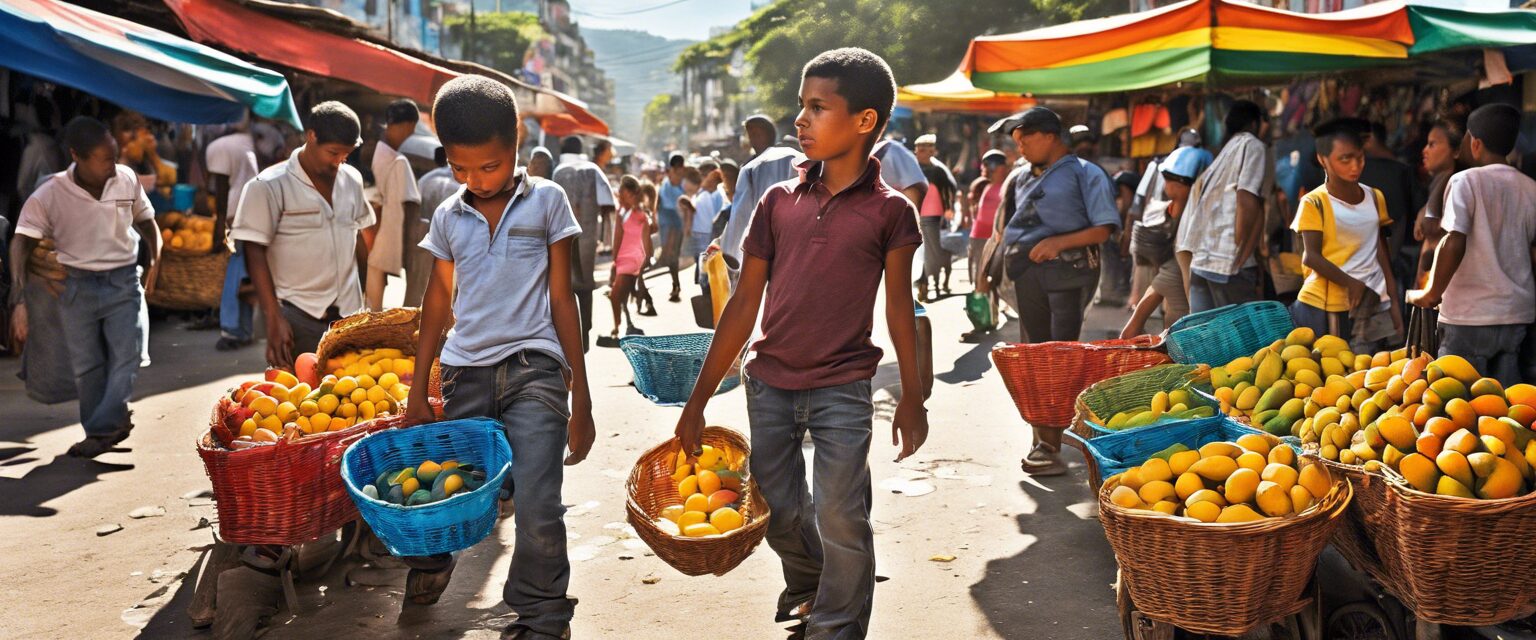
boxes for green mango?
[406,489,433,506]
[1150,443,1191,462]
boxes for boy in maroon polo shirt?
[675,48,928,640]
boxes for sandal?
[1020,442,1068,476]
[67,435,118,459]
[405,556,457,606]
[595,335,620,348]
[625,325,645,336]
[774,599,814,623]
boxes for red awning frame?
[162,0,607,136]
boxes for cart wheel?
[1327,603,1399,640]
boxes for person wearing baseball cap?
[742,114,777,157]
[985,106,1122,475]
[1121,144,1213,339]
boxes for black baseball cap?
[989,106,1063,136]
[667,151,686,168]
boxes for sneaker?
[66,435,117,459]
[595,335,620,348]
[502,624,571,640]
[215,336,253,351]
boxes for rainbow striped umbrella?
[964,0,1536,95]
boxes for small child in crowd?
[598,175,654,347]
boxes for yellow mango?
[1150,391,1170,416]
[1137,480,1177,505]
[1118,467,1146,491]
[1285,327,1316,347]
[1236,451,1268,473]
[1199,442,1242,459]
[1227,356,1256,374]
[1217,504,1267,523]
[1140,457,1173,483]
[1255,481,1293,516]
[1436,475,1476,498]
[1185,489,1228,509]
[1235,433,1272,457]
[1190,456,1239,482]
[1186,500,1221,523]
[1174,472,1206,500]
[1269,445,1297,467]
[1280,344,1313,362]
[1151,501,1180,515]
[1169,450,1202,476]
[1468,452,1500,478]
[1398,453,1439,493]
[1436,451,1475,488]
[1433,355,1480,385]
[1298,463,1333,499]
[1236,386,1261,411]
[1223,468,1260,504]
[1289,485,1315,513]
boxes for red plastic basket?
[196,395,440,546]
[991,336,1171,429]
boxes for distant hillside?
[583,28,694,144]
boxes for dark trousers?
[1187,266,1262,314]
[409,351,575,636]
[1013,260,1100,343]
[1440,322,1526,387]
[279,302,342,357]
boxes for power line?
[570,0,702,18]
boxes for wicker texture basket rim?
[1099,474,1353,531]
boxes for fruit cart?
[1081,416,1348,639]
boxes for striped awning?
[964,0,1536,95]
[0,0,300,126]
[898,70,1037,113]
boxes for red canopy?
[163,0,607,135]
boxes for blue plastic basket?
[620,333,741,406]
[1164,301,1294,366]
[341,418,513,557]
[1067,415,1283,486]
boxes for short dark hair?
[560,135,584,155]
[63,116,113,157]
[433,75,519,147]
[681,166,702,184]
[668,152,685,169]
[1431,113,1466,151]
[1467,103,1520,157]
[593,139,612,157]
[1368,121,1388,145]
[697,160,719,175]
[719,158,740,180]
[308,101,361,146]
[385,99,419,125]
[1313,119,1365,157]
[802,47,897,141]
[1223,100,1266,141]
[433,146,446,167]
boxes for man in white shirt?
[231,102,375,368]
[551,136,616,351]
[365,100,422,311]
[717,115,802,283]
[408,146,456,306]
[9,116,161,458]
[1175,100,1273,313]
[206,117,262,350]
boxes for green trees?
[446,11,546,76]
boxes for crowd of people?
[8,34,1536,639]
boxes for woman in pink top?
[599,175,653,348]
[965,151,1009,286]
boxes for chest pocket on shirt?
[505,226,547,260]
[277,208,323,234]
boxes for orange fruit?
[1468,395,1509,418]
[697,469,721,495]
[1505,383,1536,409]
[707,490,739,512]
[684,492,710,513]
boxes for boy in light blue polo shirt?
[403,75,595,640]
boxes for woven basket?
[1164,300,1294,366]
[341,418,513,557]
[316,308,441,400]
[991,335,1171,429]
[625,427,770,576]
[619,333,741,407]
[1068,415,1273,494]
[1370,475,1536,624]
[1070,364,1213,441]
[197,395,413,546]
[1312,458,1401,599]
[147,249,229,310]
[1099,464,1350,636]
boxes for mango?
[1185,489,1228,509]
[406,489,433,506]
[1168,450,1201,476]
[1480,435,1508,457]
[1199,442,1242,459]
[1477,457,1524,499]
[1255,481,1293,516]
[1261,463,1300,491]
[684,523,722,537]
[708,490,739,511]
[1110,485,1143,508]
[678,510,707,528]
[1436,475,1476,498]
[684,492,711,513]
[1191,456,1239,482]
[1184,500,1220,522]
[1430,378,1468,402]
[1269,445,1297,467]
[1175,472,1206,500]
[1255,381,1295,414]
[1118,467,1146,491]
[1383,445,1408,470]
[1398,453,1439,493]
[1436,451,1475,488]
[1445,429,1480,456]
[1255,351,1283,389]
[1236,451,1268,473]
[679,475,699,497]
[1227,356,1256,374]
[1280,344,1312,362]
[1224,468,1260,504]
[1140,458,1173,484]
[1432,355,1479,385]
[1290,484,1315,513]
[1236,386,1262,411]
[1467,452,1500,478]
[1217,504,1267,523]
[1138,481,1177,505]
[1285,327,1316,347]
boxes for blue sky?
[569,0,755,41]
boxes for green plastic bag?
[965,292,995,332]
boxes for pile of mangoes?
[1100,389,1216,431]
[1209,328,1410,436]
[361,459,488,506]
[656,444,749,538]
[1108,434,1335,522]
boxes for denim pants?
[439,350,574,636]
[59,265,145,437]
[1440,323,1526,387]
[1187,266,1262,314]
[1013,259,1100,343]
[220,241,253,341]
[746,376,875,640]
[919,216,947,282]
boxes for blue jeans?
[1440,323,1526,387]
[59,265,145,436]
[438,350,574,636]
[220,241,253,341]
[1187,266,1262,314]
[746,376,875,640]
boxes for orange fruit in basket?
[717,470,743,491]
[708,490,738,512]
[678,475,698,497]
[684,523,721,537]
[698,469,721,495]
[684,493,710,513]
[711,507,744,533]
[678,511,706,528]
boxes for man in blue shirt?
[990,106,1121,475]
[657,152,688,302]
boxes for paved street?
[1,263,1141,639]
